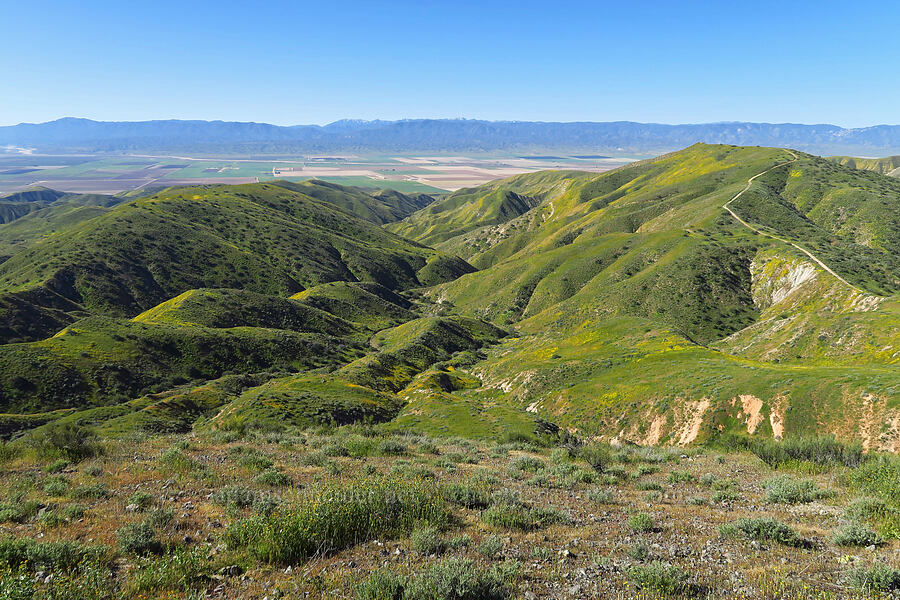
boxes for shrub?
[550,448,573,464]
[633,465,659,477]
[70,484,110,500]
[63,504,87,520]
[212,485,256,509]
[635,481,663,492]
[83,464,103,477]
[586,488,616,504]
[626,561,693,595]
[376,440,407,456]
[29,423,102,462]
[627,542,651,561]
[478,535,503,559]
[117,521,161,555]
[579,444,610,473]
[0,500,40,524]
[417,441,440,455]
[253,469,292,487]
[746,435,864,469]
[831,524,882,547]
[0,538,108,571]
[666,471,696,484]
[627,513,655,533]
[236,453,274,471]
[225,477,450,564]
[28,423,102,463]
[720,517,802,547]
[850,456,900,503]
[490,489,523,507]
[357,569,405,600]
[127,490,154,510]
[158,448,206,477]
[442,483,490,509]
[299,451,330,467]
[125,547,211,595]
[763,475,832,504]
[402,559,512,600]
[44,459,69,474]
[711,489,741,503]
[356,559,515,600]
[42,475,70,497]
[481,504,569,531]
[411,525,447,556]
[507,456,544,474]
[144,508,174,529]
[845,563,900,593]
[844,497,890,523]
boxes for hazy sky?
[3,0,898,127]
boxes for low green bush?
[831,524,882,547]
[579,444,610,473]
[845,562,900,593]
[762,475,833,504]
[356,559,516,600]
[441,482,490,509]
[28,424,102,463]
[0,537,108,571]
[125,547,211,596]
[626,561,694,595]
[481,504,569,531]
[117,521,162,555]
[478,535,504,559]
[627,512,655,533]
[253,469,292,487]
[225,476,450,564]
[719,517,803,547]
[666,471,696,484]
[42,475,70,497]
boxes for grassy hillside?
[271,179,434,224]
[415,144,900,447]
[1,143,899,450]
[0,183,472,343]
[831,154,900,177]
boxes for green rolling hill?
[831,155,900,177]
[1,144,899,450]
[0,182,471,343]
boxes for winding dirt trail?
[722,150,872,296]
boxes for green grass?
[224,476,450,564]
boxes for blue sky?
[2,0,898,127]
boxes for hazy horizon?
[4,0,900,128]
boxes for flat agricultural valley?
[0,151,637,195]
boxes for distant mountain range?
[5,117,900,155]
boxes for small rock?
[125,504,139,512]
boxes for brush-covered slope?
[413,143,900,448]
[387,173,580,249]
[0,182,472,343]
[831,155,900,177]
[271,179,434,224]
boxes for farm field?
[0,151,637,195]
